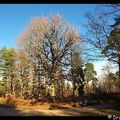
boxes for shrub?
[30,98,37,105]
[0,98,6,104]
[5,93,16,107]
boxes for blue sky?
[0,4,99,49]
[1,4,117,77]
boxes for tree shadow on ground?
[56,106,120,116]
[49,102,120,116]
[88,103,120,116]
[53,107,102,116]
[88,102,120,111]
[0,97,120,116]
[0,103,47,116]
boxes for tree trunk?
[10,77,13,94]
[20,81,24,98]
[118,58,120,79]
[72,83,76,97]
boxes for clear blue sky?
[0,4,100,49]
[0,4,118,77]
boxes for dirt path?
[0,106,96,116]
[0,104,120,116]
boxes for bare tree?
[84,5,120,78]
[15,49,30,98]
[17,13,80,101]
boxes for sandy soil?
[0,103,120,116]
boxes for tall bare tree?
[85,4,120,78]
[17,13,80,101]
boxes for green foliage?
[0,80,6,95]
[84,63,97,82]
[0,47,16,94]
[0,47,15,80]
[70,49,85,99]
[104,27,120,58]
[103,17,120,77]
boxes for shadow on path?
[0,104,47,116]
[0,102,120,116]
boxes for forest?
[0,4,120,116]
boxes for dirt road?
[0,104,120,116]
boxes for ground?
[0,102,120,116]
[0,96,120,116]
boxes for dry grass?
[15,98,32,106]
[0,97,16,107]
[0,97,120,116]
[0,97,6,104]
[0,97,76,109]
[0,97,31,108]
